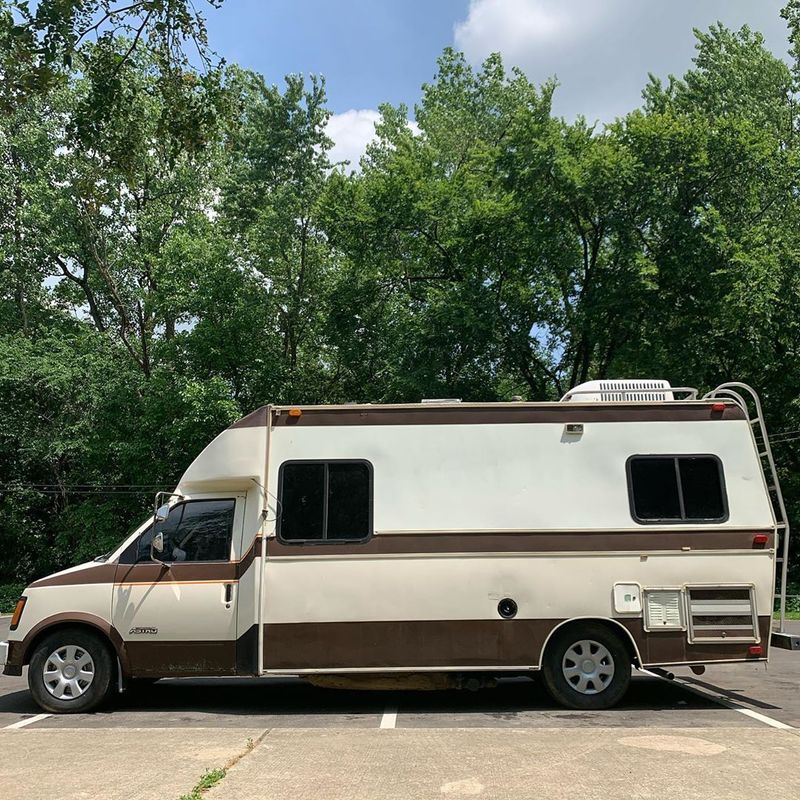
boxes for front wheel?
[28,628,114,714]
[541,623,631,710]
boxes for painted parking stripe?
[4,713,52,729]
[379,706,398,729]
[642,670,793,730]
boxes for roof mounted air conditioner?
[561,379,674,403]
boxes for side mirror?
[155,503,170,522]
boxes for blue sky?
[204,1,792,167]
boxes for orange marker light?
[288,408,302,418]
[9,596,26,630]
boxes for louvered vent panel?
[687,587,757,642]
[644,590,684,630]
[599,380,673,402]
[562,379,674,402]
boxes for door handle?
[224,583,233,604]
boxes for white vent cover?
[421,398,462,404]
[562,379,674,402]
[644,590,684,630]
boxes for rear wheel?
[541,623,631,710]
[28,628,114,714]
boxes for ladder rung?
[759,451,769,457]
[750,418,761,425]
[776,522,787,529]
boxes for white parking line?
[379,706,398,729]
[4,713,52,730]
[642,670,794,730]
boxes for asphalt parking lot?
[2,616,800,799]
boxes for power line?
[0,483,175,496]
[1,483,174,488]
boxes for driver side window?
[137,499,235,562]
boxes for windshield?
[95,515,154,561]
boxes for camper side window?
[627,455,727,524]
[278,460,372,543]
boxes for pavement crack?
[226,728,271,771]
[177,728,271,800]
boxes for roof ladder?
[704,383,798,650]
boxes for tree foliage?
[3,4,800,581]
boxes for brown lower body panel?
[126,640,237,677]
[261,617,771,671]
[5,616,769,679]
[621,616,771,665]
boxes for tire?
[28,627,115,714]
[541,622,631,710]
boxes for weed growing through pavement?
[179,767,227,800]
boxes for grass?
[178,768,227,800]
[0,583,25,614]
[774,610,800,620]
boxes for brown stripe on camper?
[229,406,269,429]
[29,537,264,588]
[9,615,768,676]
[621,616,771,665]
[125,641,237,677]
[260,616,771,670]
[30,564,118,588]
[263,402,745,428]
[266,529,774,557]
[113,536,263,585]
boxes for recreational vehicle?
[1,380,797,713]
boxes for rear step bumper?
[771,631,800,650]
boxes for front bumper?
[0,640,22,675]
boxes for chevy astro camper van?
[2,380,796,713]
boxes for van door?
[113,494,245,676]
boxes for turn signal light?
[9,596,26,630]
[288,408,302,418]
[748,645,763,657]
[711,402,726,412]
[753,534,769,546]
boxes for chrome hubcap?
[43,645,95,700]
[562,639,615,695]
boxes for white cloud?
[326,109,381,171]
[454,0,606,63]
[453,0,790,123]
[327,109,420,172]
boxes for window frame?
[123,498,238,564]
[276,459,374,546]
[626,454,729,525]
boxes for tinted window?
[629,456,726,523]
[679,457,725,520]
[629,459,681,520]
[279,461,372,543]
[280,463,325,540]
[327,462,371,539]
[144,500,235,561]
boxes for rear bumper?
[771,631,800,651]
